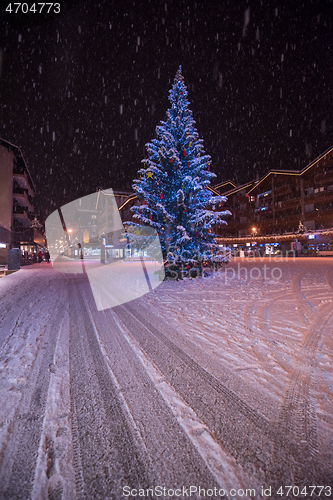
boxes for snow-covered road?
[0,257,332,499]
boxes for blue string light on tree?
[126,65,231,259]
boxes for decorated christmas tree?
[126,66,231,260]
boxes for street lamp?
[252,227,257,237]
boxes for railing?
[13,186,26,195]
[272,184,293,195]
[304,191,333,204]
[13,205,27,215]
[13,207,33,223]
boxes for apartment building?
[213,145,333,255]
[0,138,44,266]
[248,146,333,234]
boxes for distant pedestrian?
[45,249,50,263]
[38,250,43,263]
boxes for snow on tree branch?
[128,65,231,258]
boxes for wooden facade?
[214,146,333,239]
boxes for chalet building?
[248,145,333,234]
[0,138,44,266]
[213,145,333,255]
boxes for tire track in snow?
[327,270,333,291]
[254,287,307,374]
[257,271,333,490]
[243,296,288,377]
[291,271,317,325]
[116,303,275,487]
[271,300,333,490]
[252,271,330,374]
[121,303,270,432]
[31,307,76,500]
[68,278,151,500]
[0,299,66,499]
[80,283,230,498]
[112,311,250,495]
[0,277,39,349]
[245,286,308,335]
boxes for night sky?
[0,0,332,220]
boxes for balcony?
[305,189,333,201]
[272,184,293,196]
[275,199,302,212]
[304,205,333,218]
[13,187,34,211]
[314,171,333,183]
[13,171,34,196]
[13,205,33,226]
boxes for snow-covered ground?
[135,257,333,487]
[0,257,332,499]
[144,257,333,420]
